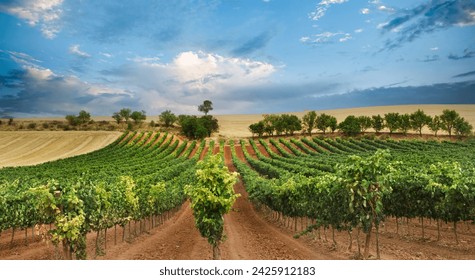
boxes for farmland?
[0,127,474,260]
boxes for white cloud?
[103,51,277,114]
[128,56,161,63]
[0,0,64,38]
[309,0,348,21]
[100,52,113,58]
[360,8,370,15]
[301,31,351,44]
[69,45,91,58]
[378,5,395,13]
[354,28,364,33]
[431,47,439,51]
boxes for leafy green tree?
[384,113,401,134]
[440,109,459,137]
[130,110,146,125]
[453,117,472,137]
[302,110,317,135]
[372,114,385,134]
[198,100,213,115]
[280,114,301,136]
[428,116,441,136]
[329,116,338,133]
[200,115,219,137]
[65,115,79,126]
[112,112,122,124]
[410,109,431,136]
[185,155,239,259]
[77,110,91,125]
[338,115,361,136]
[399,114,411,135]
[249,121,265,137]
[119,108,132,123]
[358,116,372,133]
[159,110,177,127]
[316,113,333,134]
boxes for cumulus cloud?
[0,0,63,38]
[69,45,91,58]
[309,0,348,21]
[380,0,475,50]
[101,51,277,114]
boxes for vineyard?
[0,131,474,259]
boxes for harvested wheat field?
[0,131,121,168]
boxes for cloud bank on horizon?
[0,0,474,117]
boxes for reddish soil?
[0,145,473,260]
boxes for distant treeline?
[248,109,473,138]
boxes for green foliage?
[440,109,459,136]
[65,110,91,126]
[338,115,361,136]
[119,108,132,122]
[198,100,213,115]
[399,114,411,135]
[316,113,333,134]
[184,155,239,259]
[410,109,431,136]
[130,110,146,124]
[372,114,385,133]
[179,115,219,139]
[302,110,317,135]
[358,116,372,133]
[249,121,265,137]
[453,117,472,137]
[112,112,122,124]
[384,112,400,134]
[159,110,177,127]
[428,115,441,136]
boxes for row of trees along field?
[249,109,473,137]
[231,137,475,259]
[0,131,205,259]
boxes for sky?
[0,0,474,117]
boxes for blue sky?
[0,0,474,117]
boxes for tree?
[428,115,441,136]
[384,113,401,134]
[112,112,122,124]
[119,108,132,123]
[372,115,384,134]
[249,121,265,137]
[65,115,79,126]
[184,155,239,259]
[399,114,411,135]
[453,117,472,137]
[316,113,333,134]
[200,115,219,137]
[130,110,146,125]
[280,114,302,136]
[198,100,213,115]
[77,110,91,125]
[302,111,317,135]
[329,116,338,133]
[338,115,361,136]
[159,110,177,127]
[358,116,372,134]
[440,109,460,137]
[410,109,431,136]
